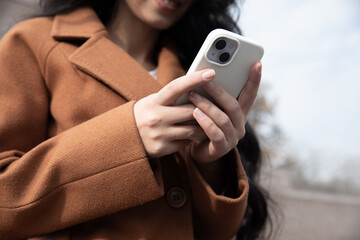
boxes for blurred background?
[239,0,360,239]
[1,0,359,239]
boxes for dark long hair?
[40,0,274,239]
[237,123,275,239]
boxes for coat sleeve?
[183,147,249,240]
[0,26,163,240]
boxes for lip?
[155,0,182,11]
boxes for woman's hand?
[189,62,262,164]
[134,69,216,158]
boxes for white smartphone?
[175,29,264,105]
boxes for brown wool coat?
[0,7,249,240]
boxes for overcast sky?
[239,0,360,182]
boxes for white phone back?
[175,29,264,105]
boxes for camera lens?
[219,52,230,63]
[215,39,226,50]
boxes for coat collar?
[51,7,185,101]
[51,7,105,40]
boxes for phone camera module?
[215,39,226,50]
[219,52,230,63]
[207,37,237,65]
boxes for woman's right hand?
[134,69,215,158]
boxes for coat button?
[166,187,187,208]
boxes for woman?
[0,0,268,239]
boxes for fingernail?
[258,63,262,74]
[190,91,202,101]
[202,69,215,80]
[194,108,206,119]
[204,81,215,89]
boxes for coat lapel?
[51,7,186,102]
[68,31,163,101]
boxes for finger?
[156,69,215,106]
[193,108,227,149]
[168,124,205,140]
[189,91,235,142]
[160,104,196,124]
[201,79,242,127]
[238,62,262,116]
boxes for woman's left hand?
[188,62,262,164]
